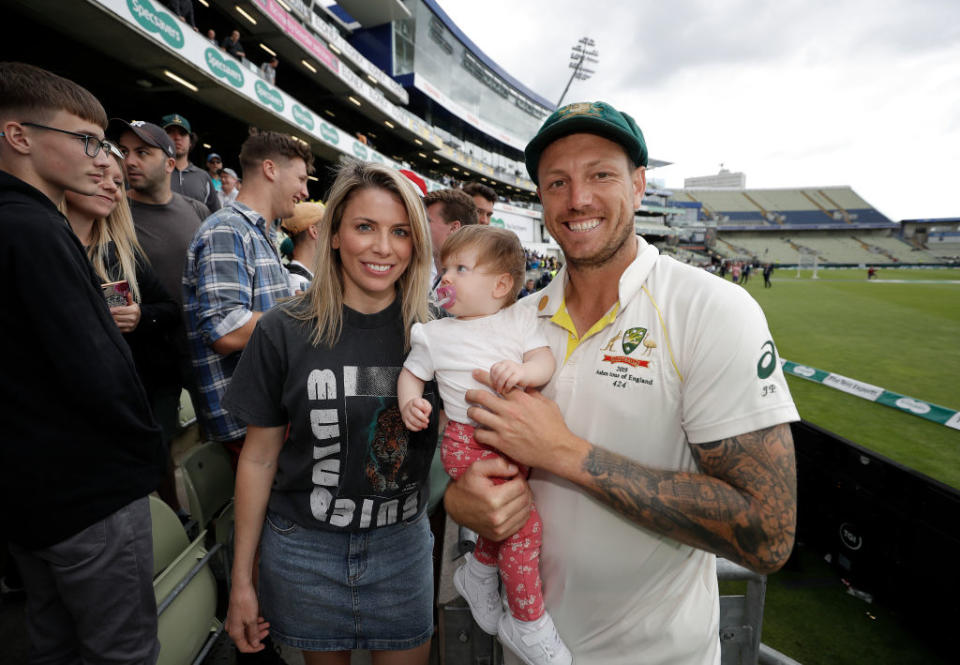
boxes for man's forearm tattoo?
[580,423,797,573]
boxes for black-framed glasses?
[20,121,113,159]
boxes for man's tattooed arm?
[576,423,797,574]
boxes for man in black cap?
[445,101,800,665]
[162,112,220,212]
[111,119,210,517]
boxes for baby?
[399,225,571,665]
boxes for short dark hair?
[423,188,478,226]
[0,62,107,128]
[239,129,315,177]
[463,181,496,204]
[441,225,525,305]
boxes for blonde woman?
[63,150,184,515]
[223,161,439,665]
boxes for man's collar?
[533,237,659,318]
[226,200,273,234]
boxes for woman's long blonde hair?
[63,153,145,302]
[285,160,432,349]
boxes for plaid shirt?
[183,201,292,442]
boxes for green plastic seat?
[150,495,222,665]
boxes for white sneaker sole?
[453,565,502,635]
[497,616,573,665]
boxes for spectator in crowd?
[111,119,209,316]
[445,101,799,665]
[163,0,197,29]
[111,119,209,456]
[222,29,246,59]
[221,166,240,205]
[63,146,185,518]
[222,160,438,664]
[206,152,223,193]
[162,112,221,212]
[279,200,324,293]
[519,277,536,298]
[423,187,478,287]
[0,61,165,665]
[535,270,552,290]
[183,130,312,468]
[463,181,496,225]
[206,28,217,45]
[260,56,279,85]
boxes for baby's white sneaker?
[498,611,572,665]
[453,553,503,635]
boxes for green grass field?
[720,267,959,663]
[737,267,960,489]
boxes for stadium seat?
[150,495,223,665]
[177,389,196,431]
[151,494,190,577]
[179,441,236,581]
[180,441,235,532]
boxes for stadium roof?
[420,0,555,110]
[332,0,411,27]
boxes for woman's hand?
[109,292,141,333]
[225,581,270,653]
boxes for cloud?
[436,0,960,219]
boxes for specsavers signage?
[93,0,414,177]
[491,204,537,244]
[781,359,960,430]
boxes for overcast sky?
[436,0,960,221]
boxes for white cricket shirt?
[516,237,798,665]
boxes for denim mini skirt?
[258,508,434,652]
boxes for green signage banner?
[781,359,960,430]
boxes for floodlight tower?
[556,37,598,107]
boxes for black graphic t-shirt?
[223,298,439,532]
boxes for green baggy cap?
[524,101,647,185]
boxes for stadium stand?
[706,230,937,265]
[682,186,897,228]
[674,184,951,266]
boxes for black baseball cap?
[108,119,175,158]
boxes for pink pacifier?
[434,284,456,309]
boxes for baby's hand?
[400,397,432,431]
[489,360,525,394]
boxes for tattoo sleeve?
[579,423,797,573]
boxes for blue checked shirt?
[183,201,292,442]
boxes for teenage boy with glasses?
[0,62,165,665]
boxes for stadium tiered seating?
[928,241,960,259]
[683,187,895,228]
[791,234,885,263]
[715,234,801,263]
[854,235,938,263]
[716,230,942,264]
